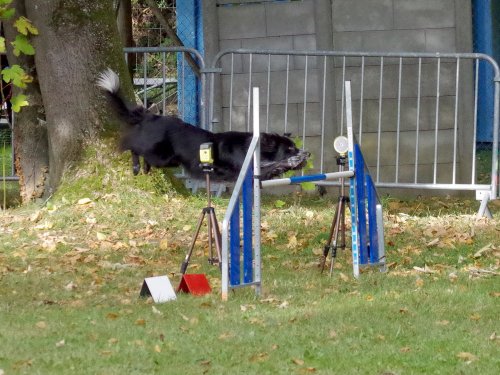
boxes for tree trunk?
[4,0,49,203]
[116,0,135,78]
[23,0,133,194]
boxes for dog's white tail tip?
[97,68,120,93]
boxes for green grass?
[0,142,499,374]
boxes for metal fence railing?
[121,46,499,214]
[123,46,206,128]
[207,49,499,214]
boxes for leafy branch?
[0,1,38,114]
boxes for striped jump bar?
[260,170,354,188]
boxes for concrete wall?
[204,0,475,190]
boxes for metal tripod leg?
[208,208,222,268]
[179,170,223,275]
[180,209,207,274]
[320,196,347,274]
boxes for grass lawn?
[0,143,499,374]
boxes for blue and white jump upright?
[221,82,386,300]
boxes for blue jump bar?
[289,174,327,183]
[261,171,354,188]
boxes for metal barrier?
[123,46,207,129]
[120,47,499,214]
[207,49,500,215]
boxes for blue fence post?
[176,0,203,125]
[473,0,494,142]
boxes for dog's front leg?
[131,151,141,175]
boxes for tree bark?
[23,0,133,194]
[4,0,49,203]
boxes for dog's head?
[258,133,310,179]
[260,133,302,162]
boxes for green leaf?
[293,137,303,149]
[300,182,316,191]
[14,16,38,36]
[11,34,35,56]
[2,65,32,88]
[0,37,5,53]
[10,94,29,112]
[0,0,14,5]
[0,5,15,20]
[274,200,286,208]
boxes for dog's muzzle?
[260,150,311,179]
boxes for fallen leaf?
[159,239,169,250]
[474,243,493,258]
[489,332,498,341]
[286,234,298,249]
[35,321,47,329]
[55,339,65,347]
[249,352,269,362]
[29,211,42,222]
[415,278,424,288]
[469,313,481,321]
[278,300,289,309]
[400,347,411,353]
[135,319,146,326]
[339,272,349,282]
[77,198,92,205]
[240,304,256,312]
[96,232,107,241]
[413,265,436,274]
[64,281,77,291]
[106,312,119,320]
[218,332,233,340]
[456,352,478,362]
[436,320,450,326]
[426,238,440,247]
[152,306,162,315]
[154,344,161,353]
[292,358,305,366]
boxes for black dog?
[97,69,309,181]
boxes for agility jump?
[220,82,386,301]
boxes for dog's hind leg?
[131,151,141,175]
[143,159,151,174]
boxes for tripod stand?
[180,165,222,274]
[320,153,349,275]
